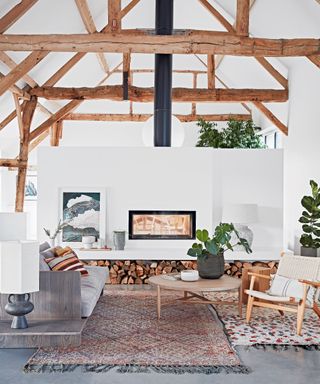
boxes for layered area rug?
[25,290,249,374]
[206,292,320,349]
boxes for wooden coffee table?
[149,274,242,319]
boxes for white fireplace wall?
[37,147,283,250]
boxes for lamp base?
[4,293,34,329]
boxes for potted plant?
[196,119,266,148]
[187,223,252,279]
[299,180,320,257]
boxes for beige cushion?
[245,289,298,303]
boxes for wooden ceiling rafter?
[307,54,320,68]
[29,85,288,103]
[64,113,252,123]
[108,0,121,32]
[0,0,38,34]
[198,0,288,89]
[0,32,318,57]
[0,50,48,97]
[74,0,110,73]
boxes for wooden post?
[191,73,197,116]
[108,0,121,32]
[207,54,215,89]
[236,0,250,36]
[15,95,37,212]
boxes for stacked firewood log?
[82,259,279,285]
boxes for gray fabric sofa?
[39,242,108,318]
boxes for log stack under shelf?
[82,259,279,285]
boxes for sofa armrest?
[0,271,81,321]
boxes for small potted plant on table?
[187,223,252,279]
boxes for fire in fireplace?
[128,210,196,240]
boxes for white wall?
[282,59,320,253]
[37,147,283,250]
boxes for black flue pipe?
[154,0,174,147]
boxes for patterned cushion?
[45,252,89,276]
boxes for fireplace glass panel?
[129,210,196,239]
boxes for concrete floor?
[0,347,319,384]
[1,286,319,383]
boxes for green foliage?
[196,118,266,149]
[299,180,320,249]
[187,223,252,258]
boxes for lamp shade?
[0,241,39,294]
[0,213,27,241]
[222,204,258,224]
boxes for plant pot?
[113,231,126,250]
[300,246,318,257]
[197,253,225,279]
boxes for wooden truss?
[0,0,318,210]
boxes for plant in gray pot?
[299,180,320,257]
[187,224,252,279]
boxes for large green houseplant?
[299,180,320,257]
[187,223,252,279]
[196,119,266,149]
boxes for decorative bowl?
[180,270,199,282]
[82,236,96,249]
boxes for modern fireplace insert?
[128,210,196,240]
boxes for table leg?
[238,286,243,318]
[157,285,161,320]
[184,291,188,299]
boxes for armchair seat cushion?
[245,289,298,303]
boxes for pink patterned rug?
[206,292,320,349]
[25,290,249,374]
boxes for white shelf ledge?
[75,247,287,261]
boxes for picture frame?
[59,188,106,247]
[24,174,38,201]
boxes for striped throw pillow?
[46,252,89,276]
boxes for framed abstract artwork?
[60,188,106,245]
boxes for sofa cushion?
[81,266,108,317]
[46,252,89,276]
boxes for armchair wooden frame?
[245,272,320,335]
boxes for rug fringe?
[241,344,320,352]
[24,363,251,375]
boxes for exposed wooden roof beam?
[0,0,38,34]
[0,51,48,97]
[74,0,109,73]
[15,96,38,211]
[108,0,121,32]
[29,99,82,141]
[198,0,233,32]
[236,0,250,36]
[252,101,288,135]
[64,113,252,122]
[307,55,320,68]
[29,85,288,102]
[0,159,26,168]
[0,72,28,98]
[207,54,215,88]
[200,1,287,88]
[0,32,318,56]
[120,0,141,19]
[0,52,37,87]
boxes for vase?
[300,246,318,257]
[48,238,56,248]
[197,253,225,279]
[113,231,126,250]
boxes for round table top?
[148,274,241,292]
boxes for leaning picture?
[62,191,101,242]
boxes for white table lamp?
[0,212,27,241]
[222,204,258,248]
[0,241,39,329]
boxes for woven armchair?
[245,253,320,335]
